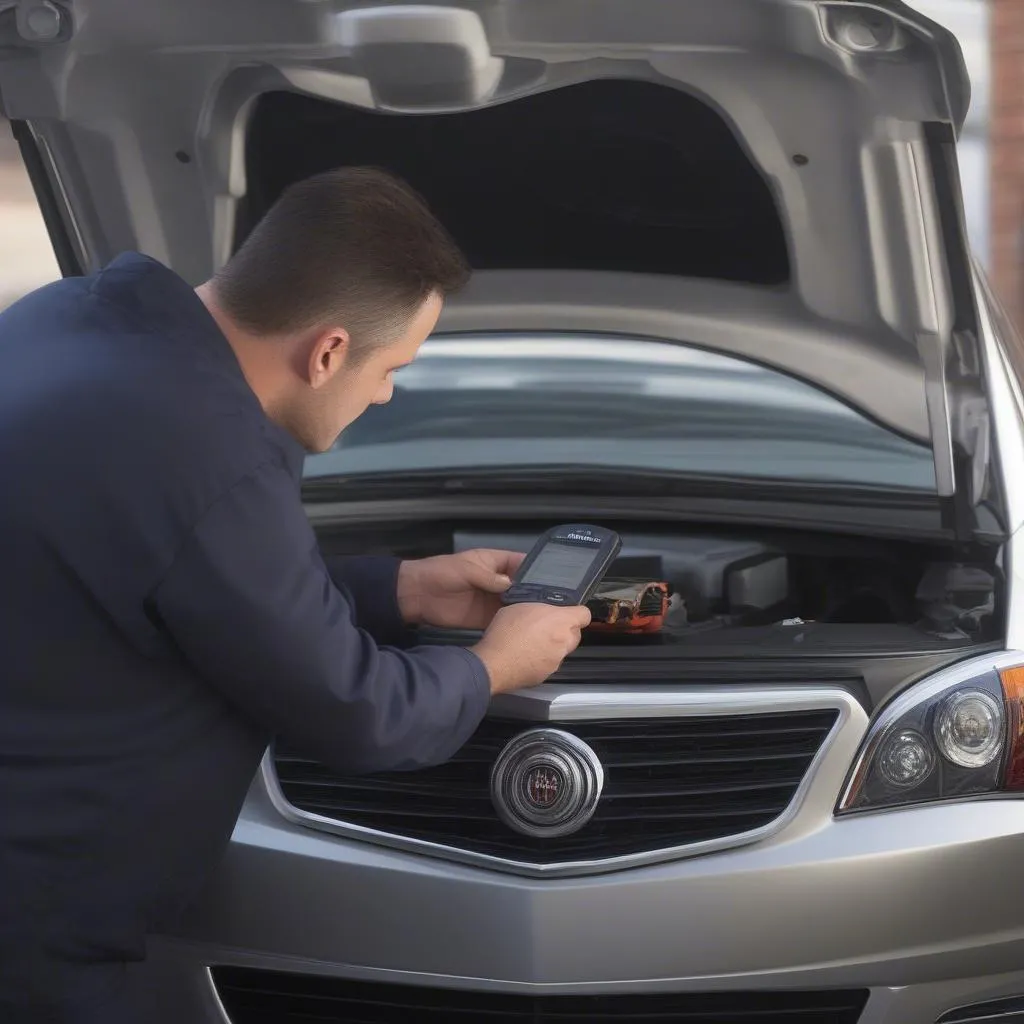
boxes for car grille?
[211,967,868,1023]
[272,709,838,864]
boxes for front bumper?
[149,681,1024,1024]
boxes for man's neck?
[195,282,288,418]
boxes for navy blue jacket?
[0,254,490,1014]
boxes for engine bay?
[316,521,1001,649]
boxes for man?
[0,166,590,1022]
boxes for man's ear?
[306,328,351,390]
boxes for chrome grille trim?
[937,995,1024,1022]
[261,684,866,878]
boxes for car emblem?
[490,729,604,839]
[525,765,563,808]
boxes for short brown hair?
[213,167,469,352]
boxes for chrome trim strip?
[945,1014,1024,1023]
[489,684,848,720]
[261,684,861,878]
[938,1006,1024,1024]
[204,966,234,1024]
[974,269,1024,536]
[954,1011,1024,1019]
[973,273,1024,657]
[28,126,87,273]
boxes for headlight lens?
[876,729,935,789]
[933,689,1003,768]
[837,655,1024,814]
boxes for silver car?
[5,1,1024,1022]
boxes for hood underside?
[0,0,994,532]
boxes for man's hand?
[472,603,592,694]
[396,549,525,630]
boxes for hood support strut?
[923,122,992,541]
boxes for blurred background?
[0,0,1013,320]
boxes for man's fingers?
[501,550,526,575]
[565,605,593,628]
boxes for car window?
[0,121,60,312]
[303,334,937,491]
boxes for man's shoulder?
[0,259,293,522]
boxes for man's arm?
[150,458,491,774]
[321,554,409,646]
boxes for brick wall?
[991,0,1024,329]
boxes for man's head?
[201,166,469,452]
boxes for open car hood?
[0,0,995,537]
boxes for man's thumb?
[570,604,593,627]
[472,564,512,594]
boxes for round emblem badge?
[525,765,563,808]
[490,729,604,838]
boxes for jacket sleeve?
[150,458,491,774]
[321,554,408,647]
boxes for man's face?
[289,292,443,453]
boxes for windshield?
[303,334,937,491]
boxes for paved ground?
[0,119,60,310]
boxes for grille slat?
[567,724,834,741]
[285,747,820,771]
[212,968,868,1024]
[601,778,804,798]
[273,710,837,864]
[285,773,804,803]
[604,751,819,768]
[299,804,501,822]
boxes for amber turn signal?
[999,666,1024,791]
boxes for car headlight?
[837,654,1024,813]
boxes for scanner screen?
[520,543,596,590]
